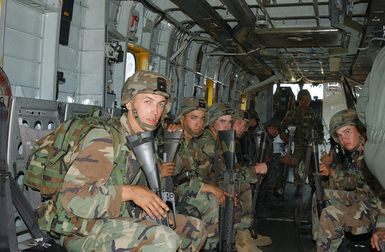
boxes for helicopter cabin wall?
[3,0,61,100]
[2,0,271,114]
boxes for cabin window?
[125,52,136,81]
[273,83,324,100]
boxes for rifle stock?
[162,129,184,192]
[127,131,176,229]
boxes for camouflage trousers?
[234,183,253,230]
[179,191,220,250]
[63,214,207,252]
[312,189,377,252]
[262,154,284,193]
[293,146,315,187]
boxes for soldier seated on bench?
[311,109,385,252]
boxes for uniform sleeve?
[375,198,385,228]
[238,164,258,184]
[281,110,294,129]
[329,165,360,190]
[60,128,123,219]
[174,153,203,197]
[177,178,204,198]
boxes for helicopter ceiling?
[139,0,385,84]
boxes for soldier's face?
[298,96,310,108]
[126,93,167,131]
[336,125,360,151]
[214,115,233,131]
[181,109,206,137]
[233,119,248,138]
[267,126,279,137]
[249,118,258,128]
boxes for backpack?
[24,109,123,198]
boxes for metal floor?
[255,182,315,252]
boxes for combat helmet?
[175,97,207,121]
[264,118,281,131]
[121,70,171,106]
[233,109,250,121]
[329,109,362,143]
[208,103,234,126]
[297,89,311,101]
[246,109,259,121]
[121,70,172,130]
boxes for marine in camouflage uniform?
[198,103,269,252]
[36,71,207,252]
[281,89,323,193]
[241,110,261,165]
[260,118,286,202]
[172,97,223,250]
[312,109,385,252]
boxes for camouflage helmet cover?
[175,97,207,121]
[246,109,259,121]
[297,89,311,101]
[233,109,249,122]
[329,109,359,142]
[121,70,171,106]
[208,103,234,125]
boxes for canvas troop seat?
[6,97,108,250]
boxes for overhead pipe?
[243,73,282,93]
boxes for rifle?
[218,130,238,252]
[161,129,184,191]
[286,126,296,156]
[127,131,176,229]
[251,130,264,164]
[249,131,268,239]
[312,131,326,218]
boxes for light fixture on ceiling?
[286,36,313,42]
[319,60,324,75]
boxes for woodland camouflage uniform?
[312,109,385,252]
[36,71,207,252]
[198,103,264,251]
[173,97,220,250]
[260,119,285,199]
[241,110,261,165]
[281,89,323,188]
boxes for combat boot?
[244,229,272,247]
[254,233,272,247]
[236,230,263,252]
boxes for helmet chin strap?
[130,102,158,131]
[355,134,365,151]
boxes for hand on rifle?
[281,154,295,166]
[166,123,183,132]
[321,152,333,167]
[319,163,335,177]
[201,183,230,206]
[371,227,385,251]
[254,162,268,175]
[122,185,169,220]
[160,162,176,178]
